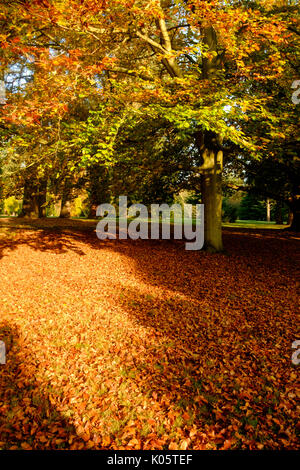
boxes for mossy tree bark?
[195,130,224,252]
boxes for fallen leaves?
[0,222,299,450]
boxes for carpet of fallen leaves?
[0,218,299,450]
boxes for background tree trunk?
[274,200,283,225]
[86,165,111,218]
[20,177,47,218]
[266,198,271,222]
[59,188,72,218]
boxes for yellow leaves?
[56,18,69,28]
[70,336,79,345]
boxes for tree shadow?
[0,218,298,302]
[0,321,90,450]
[0,229,88,259]
[0,220,298,448]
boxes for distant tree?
[222,198,240,223]
[238,194,267,221]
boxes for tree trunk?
[87,203,98,219]
[20,178,47,218]
[288,198,300,231]
[87,165,110,218]
[266,198,271,222]
[274,201,283,225]
[196,27,224,252]
[196,131,223,252]
[60,188,71,218]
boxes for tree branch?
[135,31,166,53]
[106,66,154,81]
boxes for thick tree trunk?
[200,151,223,252]
[196,27,224,252]
[196,131,223,252]
[20,178,47,218]
[288,198,300,231]
[145,21,224,251]
[59,188,71,218]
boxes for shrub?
[222,198,238,222]
[3,196,22,216]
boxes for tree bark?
[87,165,110,218]
[87,203,98,219]
[274,200,283,225]
[266,198,271,222]
[287,197,300,231]
[138,20,225,251]
[59,187,72,218]
[20,177,47,218]
[195,131,223,252]
[196,26,224,252]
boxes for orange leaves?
[220,439,233,450]
[168,441,179,450]
[102,435,112,447]
[127,438,141,449]
[182,411,190,422]
[0,222,299,450]
[20,442,33,450]
[180,438,191,450]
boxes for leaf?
[221,440,233,450]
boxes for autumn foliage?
[0,220,299,450]
[0,0,299,452]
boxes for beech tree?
[0,0,298,249]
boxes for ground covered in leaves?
[0,218,299,450]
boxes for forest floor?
[0,218,299,450]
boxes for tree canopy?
[0,0,299,248]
